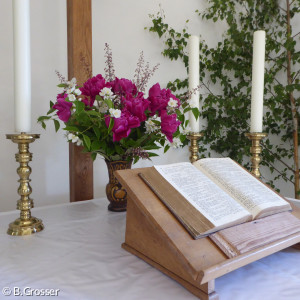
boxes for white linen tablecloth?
[0,198,300,300]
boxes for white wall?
[0,0,297,211]
[0,0,213,212]
[1,0,68,212]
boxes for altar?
[1,198,300,300]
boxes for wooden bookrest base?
[122,243,218,300]
[116,168,300,300]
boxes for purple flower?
[148,83,180,115]
[160,110,181,143]
[109,77,137,98]
[80,74,107,106]
[53,93,73,122]
[124,93,150,122]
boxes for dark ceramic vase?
[105,159,132,212]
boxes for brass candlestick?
[245,132,267,178]
[187,132,203,163]
[6,133,44,236]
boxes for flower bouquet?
[38,44,197,210]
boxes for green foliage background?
[146,0,300,197]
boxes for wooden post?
[67,0,93,202]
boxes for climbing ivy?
[146,0,300,197]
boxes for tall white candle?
[250,30,266,133]
[13,0,31,133]
[188,35,200,133]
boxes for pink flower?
[81,97,93,107]
[80,74,107,106]
[109,77,137,98]
[148,83,180,115]
[124,93,150,122]
[53,93,73,122]
[105,111,140,142]
[160,110,181,143]
[112,117,131,142]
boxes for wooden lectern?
[116,168,300,300]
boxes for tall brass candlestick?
[245,132,267,178]
[6,133,44,236]
[187,132,203,163]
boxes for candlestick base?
[6,133,44,236]
[245,132,267,178]
[7,217,44,236]
[187,132,204,163]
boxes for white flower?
[68,94,76,101]
[109,108,121,118]
[170,137,183,149]
[67,133,81,146]
[188,99,197,109]
[74,89,82,96]
[100,87,114,99]
[66,87,75,94]
[66,78,77,94]
[68,77,77,86]
[145,116,161,133]
[180,126,191,135]
[99,102,109,113]
[168,98,178,108]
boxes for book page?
[154,162,251,227]
[194,158,291,218]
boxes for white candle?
[13,0,31,133]
[188,35,200,133]
[250,30,265,133]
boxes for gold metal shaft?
[6,133,44,236]
[187,132,204,163]
[245,132,267,178]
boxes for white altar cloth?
[0,198,300,300]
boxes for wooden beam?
[67,0,93,202]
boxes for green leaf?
[57,83,67,88]
[93,126,101,138]
[86,110,101,117]
[143,144,161,150]
[82,134,91,150]
[91,140,101,151]
[192,107,200,120]
[64,125,80,132]
[148,152,159,157]
[114,143,123,154]
[47,101,56,115]
[53,119,60,132]
[47,107,55,115]
[104,98,114,109]
[164,144,170,153]
[108,118,114,132]
[37,116,51,122]
[75,101,85,114]
[152,120,161,126]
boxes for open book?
[138,158,291,239]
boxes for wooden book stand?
[116,168,300,300]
